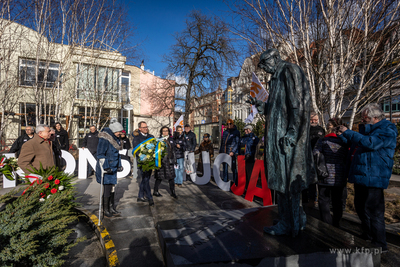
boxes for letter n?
[245,160,272,206]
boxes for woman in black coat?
[54,122,69,151]
[153,126,177,199]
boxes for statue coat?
[264,61,316,194]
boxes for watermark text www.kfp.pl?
[329,247,383,255]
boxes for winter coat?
[195,140,214,173]
[310,125,326,150]
[340,119,398,189]
[255,137,265,160]
[82,131,99,154]
[9,133,34,158]
[95,128,122,185]
[239,132,259,160]
[173,132,186,159]
[18,134,54,173]
[262,60,316,194]
[55,129,69,151]
[313,133,349,187]
[120,136,132,151]
[219,125,240,154]
[184,131,197,152]
[155,136,176,180]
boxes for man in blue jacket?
[337,103,398,252]
[219,119,240,183]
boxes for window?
[77,64,120,102]
[121,71,130,103]
[20,103,55,129]
[19,59,60,88]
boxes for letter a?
[245,160,272,206]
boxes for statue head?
[258,48,281,74]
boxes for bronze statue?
[248,48,316,237]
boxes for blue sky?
[122,0,239,78]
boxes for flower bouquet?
[0,155,19,181]
[22,165,75,201]
[134,137,167,172]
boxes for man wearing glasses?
[132,121,155,206]
[219,119,240,184]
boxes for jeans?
[354,184,387,250]
[222,155,237,184]
[318,185,345,227]
[175,158,184,184]
[138,169,152,200]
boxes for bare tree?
[229,0,400,128]
[163,10,238,125]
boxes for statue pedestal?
[157,206,380,267]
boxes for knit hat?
[109,118,123,133]
[244,125,253,131]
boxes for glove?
[117,166,123,172]
[104,168,113,174]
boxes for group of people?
[310,104,397,252]
[132,122,197,208]
[9,101,397,252]
[11,122,69,174]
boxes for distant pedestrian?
[54,122,69,151]
[337,103,397,252]
[132,121,155,206]
[82,125,99,176]
[96,118,124,217]
[153,126,177,199]
[195,133,214,175]
[219,119,240,184]
[9,126,35,158]
[173,126,186,187]
[184,124,197,181]
[313,117,349,227]
[18,124,54,174]
[49,128,62,170]
[304,112,325,206]
[240,125,259,189]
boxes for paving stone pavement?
[75,174,261,267]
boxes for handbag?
[315,152,329,180]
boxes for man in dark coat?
[240,125,259,189]
[337,103,397,252]
[184,124,197,152]
[9,126,35,157]
[248,48,316,236]
[132,121,155,206]
[304,112,325,205]
[82,125,99,176]
[219,119,240,183]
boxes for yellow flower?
[148,149,152,153]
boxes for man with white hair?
[337,103,397,252]
[9,126,35,157]
[18,124,54,174]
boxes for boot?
[153,191,163,197]
[170,189,178,199]
[103,197,113,218]
[110,192,121,215]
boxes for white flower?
[39,198,45,202]
[47,195,51,199]
[59,185,64,191]
[148,149,152,153]
[161,147,164,151]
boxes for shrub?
[0,166,84,266]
